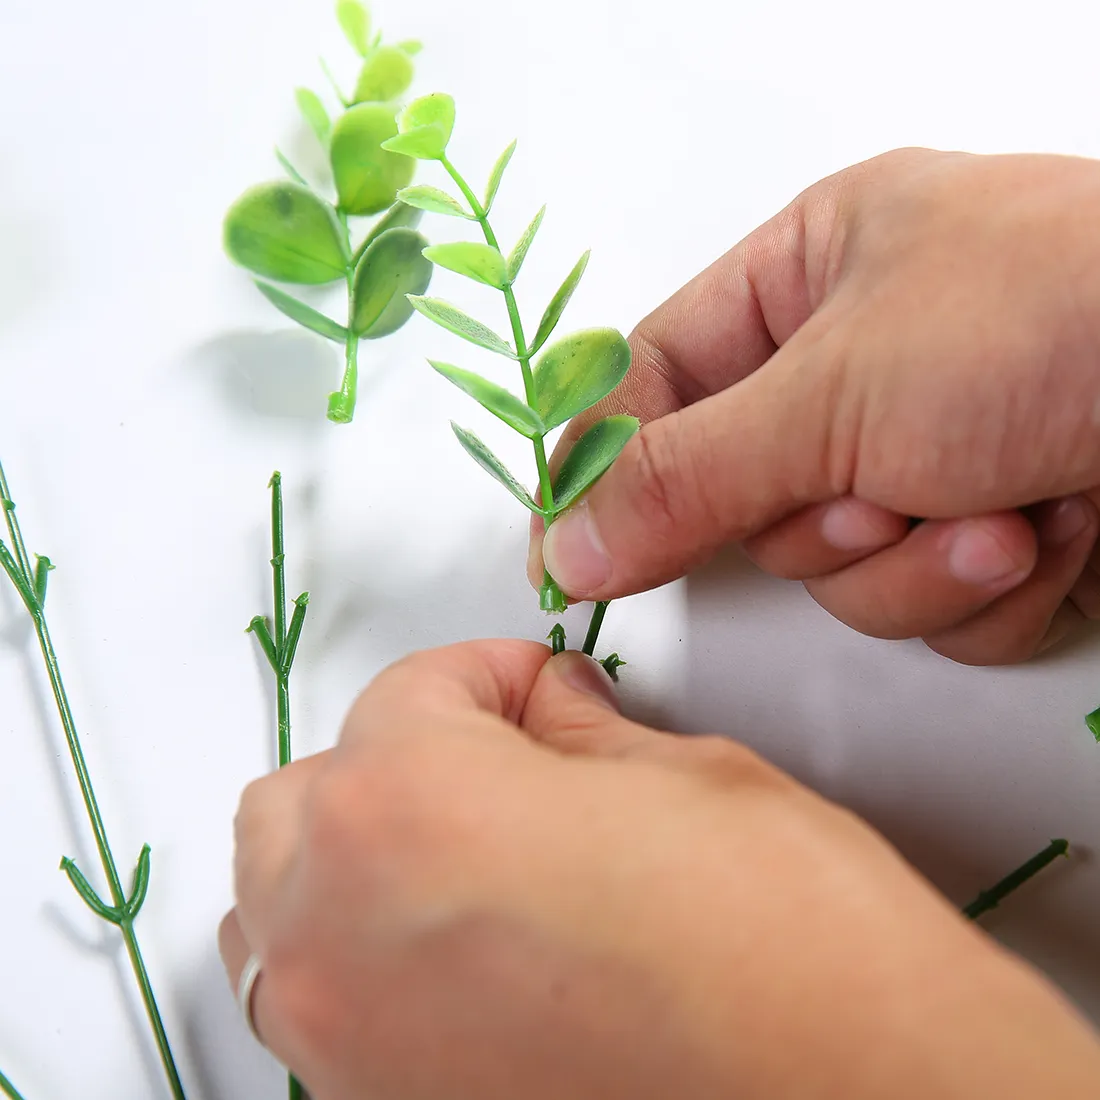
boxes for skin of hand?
[220,641,1100,1100]
[528,149,1100,665]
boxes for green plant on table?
[379,93,637,659]
[0,460,187,1099]
[223,0,433,425]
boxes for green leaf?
[533,328,632,431]
[352,200,425,267]
[255,281,349,343]
[224,181,349,284]
[330,104,416,216]
[423,242,508,289]
[381,93,455,160]
[407,296,516,357]
[352,45,415,104]
[552,416,640,512]
[397,39,423,55]
[396,184,472,218]
[1086,708,1100,743]
[274,147,308,186]
[532,251,590,353]
[450,423,540,512]
[336,0,372,56]
[484,139,516,212]
[296,87,331,143]
[429,361,544,437]
[351,227,433,338]
[507,205,545,282]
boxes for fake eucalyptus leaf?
[407,296,516,357]
[396,185,471,218]
[429,361,544,437]
[484,139,516,212]
[295,87,331,143]
[255,281,349,343]
[330,104,415,215]
[224,181,349,284]
[352,45,415,103]
[507,205,545,282]
[381,93,455,160]
[336,0,372,56]
[451,423,540,512]
[533,328,632,431]
[552,416,640,512]
[532,250,590,353]
[351,227,433,338]
[423,242,509,289]
[353,200,424,266]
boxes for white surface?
[1,0,1099,1094]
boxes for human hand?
[220,641,1100,1099]
[529,150,1100,664]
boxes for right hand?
[528,149,1100,665]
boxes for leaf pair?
[381,94,456,160]
[451,416,639,516]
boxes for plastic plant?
[379,94,639,638]
[962,838,1070,921]
[223,0,433,424]
[1084,705,1100,743]
[0,460,187,1099]
[0,1070,27,1100]
[246,472,309,1100]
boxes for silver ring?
[237,953,264,1044]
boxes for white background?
[1,0,1099,1095]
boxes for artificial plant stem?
[581,601,610,658]
[963,839,1069,921]
[329,273,360,424]
[0,461,187,1100]
[0,1068,27,1100]
[440,156,565,612]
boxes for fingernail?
[553,651,620,711]
[1038,496,1093,548]
[543,502,612,597]
[821,498,897,552]
[947,521,1029,586]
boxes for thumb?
[542,318,853,600]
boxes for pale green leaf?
[423,242,508,289]
[532,251,590,353]
[451,423,539,512]
[507,205,545,282]
[351,227,433,338]
[352,200,424,267]
[380,93,455,159]
[255,281,349,342]
[274,147,308,185]
[295,87,331,143]
[330,104,416,216]
[533,328,632,430]
[336,0,372,56]
[429,361,543,437]
[352,45,415,104]
[397,39,423,55]
[552,416,640,512]
[407,296,516,357]
[396,184,472,218]
[224,181,349,284]
[484,139,516,212]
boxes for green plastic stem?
[441,155,566,613]
[0,1068,27,1100]
[962,839,1070,921]
[328,268,360,424]
[0,460,186,1100]
[581,601,610,657]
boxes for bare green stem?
[0,1068,28,1100]
[0,459,186,1100]
[963,839,1070,921]
[582,601,610,657]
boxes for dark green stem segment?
[581,601,610,657]
[962,839,1070,921]
[247,473,310,1100]
[1084,707,1100,743]
[0,460,187,1100]
[0,1068,28,1100]
[547,624,567,656]
[440,155,567,614]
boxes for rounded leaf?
[336,0,372,56]
[381,93,455,160]
[533,328,632,431]
[351,227,433,338]
[330,104,416,216]
[353,46,415,103]
[224,181,349,284]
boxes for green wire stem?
[0,460,186,1100]
[246,472,309,1100]
[962,839,1070,921]
[0,1068,28,1100]
[581,601,610,657]
[440,155,566,614]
